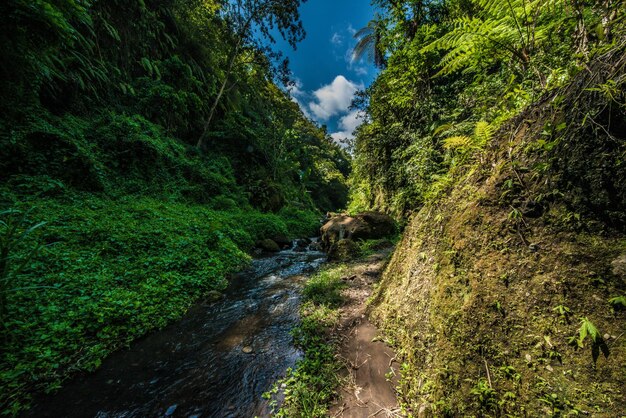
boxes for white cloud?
[308,75,362,121]
[330,110,365,142]
[353,66,368,76]
[330,32,343,46]
[340,110,365,132]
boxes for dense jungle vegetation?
[0,0,350,414]
[346,0,626,416]
[349,0,625,221]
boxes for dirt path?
[330,249,403,418]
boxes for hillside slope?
[369,47,626,416]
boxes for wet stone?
[164,404,177,416]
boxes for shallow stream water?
[28,242,326,418]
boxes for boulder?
[328,239,361,261]
[271,234,291,249]
[256,238,280,252]
[357,212,396,238]
[320,211,395,249]
[295,238,311,247]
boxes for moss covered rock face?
[367,56,626,417]
[328,239,361,261]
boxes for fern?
[442,121,495,152]
[443,135,472,150]
[422,0,567,76]
[474,121,495,145]
[552,304,571,318]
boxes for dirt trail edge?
[330,249,402,418]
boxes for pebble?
[242,346,253,354]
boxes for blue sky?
[274,0,379,142]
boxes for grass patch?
[356,236,400,257]
[302,266,347,307]
[266,265,347,417]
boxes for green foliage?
[552,304,571,321]
[278,207,321,238]
[538,392,581,415]
[356,237,398,256]
[1,0,349,213]
[422,0,569,77]
[470,378,498,410]
[352,17,387,67]
[608,295,626,309]
[302,266,347,307]
[569,317,600,348]
[0,209,46,334]
[348,0,624,218]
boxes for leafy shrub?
[278,206,321,238]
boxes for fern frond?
[474,121,495,145]
[424,0,567,76]
[433,123,454,137]
[443,136,472,150]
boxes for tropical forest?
[0,0,625,417]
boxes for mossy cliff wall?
[369,50,626,417]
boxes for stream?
[28,241,326,418]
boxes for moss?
[369,118,626,417]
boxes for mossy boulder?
[328,239,361,261]
[320,211,395,249]
[256,238,280,252]
[271,234,292,249]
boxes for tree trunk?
[196,11,255,149]
[196,41,241,149]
